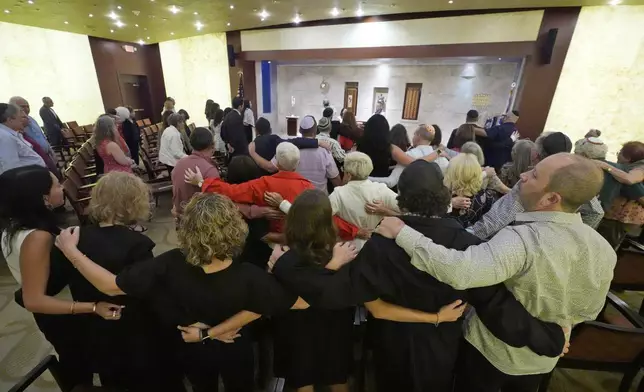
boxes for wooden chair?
[70,126,87,142]
[82,124,94,135]
[136,119,145,127]
[539,293,644,392]
[61,128,82,149]
[66,121,79,129]
[62,179,90,223]
[610,238,644,315]
[143,118,152,126]
[70,157,97,182]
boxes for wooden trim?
[238,41,536,61]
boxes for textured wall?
[275,62,520,140]
[545,6,644,155]
[0,21,104,125]
[159,33,231,127]
[241,11,543,51]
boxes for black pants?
[244,125,253,144]
[454,341,544,392]
[33,313,93,391]
[178,338,254,392]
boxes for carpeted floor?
[0,195,642,391]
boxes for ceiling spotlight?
[195,21,204,30]
[449,0,453,3]
[293,14,301,24]
[259,9,269,18]
[260,17,265,21]
[110,29,114,33]
[227,22,231,26]
[108,11,118,19]
[230,4,234,9]
[170,32,174,35]
[194,11,198,15]
[135,24,139,27]
[64,21,69,24]
[330,7,340,16]
[28,0,34,4]
[147,36,150,39]
[89,13,93,17]
[138,39,145,45]
[356,8,364,16]
[169,5,180,14]
[609,0,621,4]
[117,5,122,10]
[115,20,125,27]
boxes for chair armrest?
[624,238,644,253]
[607,292,644,328]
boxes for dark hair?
[212,109,224,127]
[323,107,334,119]
[255,117,272,136]
[357,114,391,161]
[621,141,644,163]
[227,156,262,184]
[243,100,251,112]
[511,110,520,117]
[190,127,214,151]
[390,124,410,151]
[0,103,19,123]
[178,109,190,121]
[397,161,451,217]
[232,97,243,109]
[0,166,60,255]
[205,99,214,119]
[466,109,479,122]
[223,107,232,118]
[285,190,336,266]
[162,110,173,128]
[106,108,117,115]
[431,124,442,147]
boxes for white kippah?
[300,115,316,131]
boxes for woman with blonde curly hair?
[444,152,499,227]
[55,192,300,392]
[52,172,183,390]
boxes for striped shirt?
[317,132,346,163]
[396,211,616,375]
[468,183,604,239]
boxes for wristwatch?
[199,328,210,342]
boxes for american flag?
[237,72,244,99]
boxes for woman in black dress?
[0,166,121,391]
[116,106,140,165]
[57,171,183,390]
[55,192,302,392]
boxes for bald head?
[545,153,604,212]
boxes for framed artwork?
[372,87,388,115]
[344,82,359,115]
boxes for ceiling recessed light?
[260,17,265,21]
[230,4,234,9]
[498,57,502,60]
[147,36,150,39]
[115,20,125,27]
[144,27,147,30]
[27,0,34,4]
[193,11,198,15]
[259,9,269,18]
[356,8,364,16]
[609,0,621,4]
[4,9,10,14]
[195,21,204,30]
[89,13,93,17]
[449,0,453,3]
[227,22,231,26]
[110,29,114,33]
[108,11,118,19]
[169,5,180,14]
[135,24,139,27]
[117,5,122,10]
[170,32,174,35]
[64,21,69,24]
[293,14,301,24]
[138,39,145,45]
[330,7,340,16]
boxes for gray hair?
[275,142,300,171]
[0,103,21,123]
[460,142,484,166]
[94,114,117,144]
[535,131,554,159]
[8,96,26,105]
[344,152,373,180]
[167,112,183,127]
[511,139,537,174]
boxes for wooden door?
[344,82,359,115]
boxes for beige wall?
[0,21,104,125]
[545,6,644,155]
[159,33,232,127]
[241,10,544,51]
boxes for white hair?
[275,142,300,171]
[460,142,484,166]
[115,106,131,123]
[344,152,373,180]
[8,96,26,105]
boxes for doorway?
[119,74,153,121]
[344,82,359,116]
